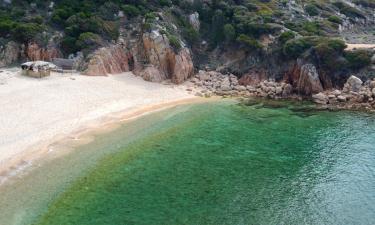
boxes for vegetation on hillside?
[0,0,373,73]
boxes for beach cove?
[0,69,198,178]
[0,97,374,225]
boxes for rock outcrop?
[312,76,375,111]
[0,41,20,67]
[83,44,131,76]
[188,12,200,31]
[26,42,62,62]
[83,29,194,84]
[188,70,294,99]
[138,30,194,84]
[343,75,363,92]
[285,62,323,96]
[139,65,165,82]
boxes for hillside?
[0,0,374,92]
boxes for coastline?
[0,96,216,184]
[0,69,212,184]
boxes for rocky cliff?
[0,0,374,93]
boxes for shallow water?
[1,100,375,225]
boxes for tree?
[223,24,236,42]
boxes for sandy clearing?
[0,69,195,174]
[345,43,375,50]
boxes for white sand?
[346,43,375,50]
[0,69,194,172]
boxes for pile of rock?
[312,76,375,110]
[188,70,293,98]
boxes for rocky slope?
[0,0,374,94]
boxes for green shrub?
[328,15,343,24]
[0,20,15,37]
[344,50,372,70]
[121,5,141,17]
[183,26,199,45]
[283,37,315,58]
[237,34,262,50]
[61,36,79,54]
[11,23,44,43]
[278,31,295,44]
[305,4,319,16]
[168,35,182,51]
[223,24,236,42]
[314,39,347,71]
[76,32,102,50]
[332,2,365,19]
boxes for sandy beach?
[0,69,196,179]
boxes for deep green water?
[19,100,375,224]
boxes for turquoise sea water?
[2,99,375,225]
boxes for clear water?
[2,100,375,225]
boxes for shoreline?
[0,68,211,185]
[0,96,216,185]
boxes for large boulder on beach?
[343,76,363,93]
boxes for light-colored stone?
[312,93,329,104]
[337,95,347,102]
[332,90,342,96]
[343,76,363,93]
[188,12,200,31]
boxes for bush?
[11,23,44,43]
[182,26,199,45]
[345,50,372,70]
[121,5,141,17]
[237,34,262,50]
[332,2,365,19]
[0,20,15,37]
[76,32,102,50]
[278,31,295,44]
[314,39,347,71]
[328,15,342,24]
[168,35,181,51]
[305,4,319,16]
[61,36,79,54]
[223,24,236,42]
[283,37,315,59]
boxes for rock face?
[188,12,200,31]
[238,70,267,86]
[297,64,324,95]
[189,70,294,99]
[83,29,194,84]
[285,62,324,96]
[139,31,194,84]
[83,44,130,76]
[139,65,166,82]
[0,41,20,67]
[26,42,62,62]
